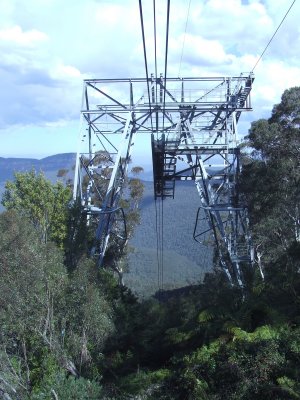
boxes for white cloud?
[171,34,234,67]
[0,0,300,157]
[185,0,273,55]
[51,64,82,80]
[252,60,300,114]
[0,25,48,46]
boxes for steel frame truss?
[74,74,254,284]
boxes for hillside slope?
[125,181,213,296]
[0,153,76,184]
[0,153,76,211]
[0,154,213,294]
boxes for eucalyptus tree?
[2,170,72,248]
[241,87,300,273]
[0,210,114,398]
[0,210,68,397]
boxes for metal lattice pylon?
[73,74,254,285]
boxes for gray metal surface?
[74,74,254,285]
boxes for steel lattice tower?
[73,73,254,285]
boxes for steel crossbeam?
[74,74,254,284]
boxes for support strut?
[74,75,255,285]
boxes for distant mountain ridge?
[0,153,156,183]
[0,153,212,294]
[0,153,77,183]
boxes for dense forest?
[125,181,212,296]
[0,87,300,399]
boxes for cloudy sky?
[1,0,299,163]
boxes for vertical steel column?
[74,75,254,284]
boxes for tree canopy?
[241,86,300,269]
[1,88,300,399]
[2,170,72,248]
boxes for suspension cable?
[153,0,159,135]
[178,0,192,77]
[153,0,162,294]
[251,0,296,72]
[161,197,164,291]
[155,198,161,292]
[153,0,158,83]
[139,0,171,295]
[139,0,154,131]
[162,0,171,131]
[160,0,171,293]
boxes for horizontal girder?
[74,73,255,286]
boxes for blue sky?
[1,0,299,166]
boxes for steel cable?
[178,0,192,77]
[139,0,154,131]
[160,0,171,292]
[252,0,296,71]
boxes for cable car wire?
[252,0,296,72]
[162,0,171,131]
[178,0,192,77]
[139,0,154,131]
[152,0,162,293]
[160,0,171,292]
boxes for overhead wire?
[178,0,192,77]
[153,0,162,293]
[153,0,159,136]
[138,0,154,131]
[160,196,164,292]
[138,0,171,295]
[251,0,296,72]
[162,0,171,131]
[160,0,171,292]
[155,195,161,291]
[139,0,161,294]
[153,0,158,92]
